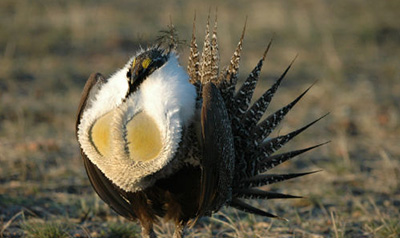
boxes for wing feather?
[75,73,137,221]
[197,82,235,217]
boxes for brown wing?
[197,82,235,217]
[75,73,137,221]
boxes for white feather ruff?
[77,53,196,192]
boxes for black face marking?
[126,48,169,97]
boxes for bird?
[75,15,326,238]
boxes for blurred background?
[0,0,399,237]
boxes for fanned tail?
[210,14,219,83]
[218,19,247,111]
[187,14,327,220]
[232,40,272,120]
[188,13,200,92]
[239,171,321,188]
[200,14,212,84]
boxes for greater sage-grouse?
[76,16,326,238]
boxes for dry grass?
[1,0,399,237]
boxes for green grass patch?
[21,220,70,238]
[101,222,140,238]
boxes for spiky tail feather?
[188,15,327,219]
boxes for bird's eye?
[142,58,152,69]
[126,70,131,79]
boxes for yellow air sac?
[91,111,113,157]
[126,112,162,162]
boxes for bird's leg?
[173,221,187,238]
[141,223,157,238]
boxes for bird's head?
[77,47,197,192]
[125,48,169,95]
